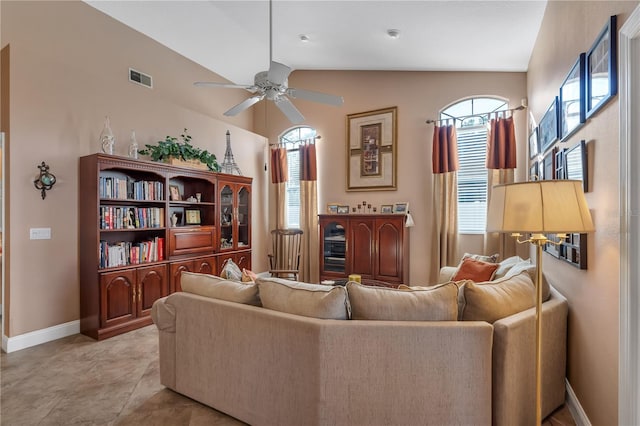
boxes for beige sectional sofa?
[152,259,568,426]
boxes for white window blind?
[286,149,300,228]
[457,126,488,233]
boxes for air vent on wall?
[129,68,152,88]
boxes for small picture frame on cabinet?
[393,202,408,214]
[337,205,350,214]
[327,203,339,214]
[185,209,201,225]
[380,204,393,214]
[169,185,181,201]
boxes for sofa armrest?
[438,266,457,283]
[491,287,568,425]
[151,296,177,389]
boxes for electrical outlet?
[30,228,51,240]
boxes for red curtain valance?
[486,116,517,169]
[432,124,459,174]
[270,147,288,183]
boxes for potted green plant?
[138,129,220,172]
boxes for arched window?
[440,97,508,233]
[279,126,317,228]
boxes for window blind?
[286,149,300,228]
[457,126,488,233]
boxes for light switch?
[30,228,51,240]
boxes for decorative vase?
[99,116,115,155]
[171,213,178,227]
[128,130,139,159]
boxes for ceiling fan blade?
[287,88,344,107]
[274,96,305,124]
[194,81,257,91]
[224,95,264,117]
[267,61,292,86]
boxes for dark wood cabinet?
[319,214,409,284]
[80,154,252,339]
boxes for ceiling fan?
[194,0,344,124]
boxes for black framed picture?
[559,53,586,141]
[566,140,588,192]
[586,15,618,119]
[529,128,539,159]
[542,148,556,181]
[539,97,559,153]
[555,148,566,179]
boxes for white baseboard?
[566,379,591,426]
[2,320,80,353]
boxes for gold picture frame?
[346,106,397,191]
[185,209,201,225]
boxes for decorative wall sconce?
[34,161,56,199]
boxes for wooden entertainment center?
[319,214,409,285]
[79,154,252,340]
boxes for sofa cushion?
[180,272,261,306]
[503,260,551,302]
[461,271,535,323]
[453,257,499,282]
[256,277,350,320]
[347,281,458,321]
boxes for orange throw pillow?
[452,257,499,282]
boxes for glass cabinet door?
[237,186,250,248]
[220,184,233,250]
[322,221,346,274]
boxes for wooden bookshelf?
[79,154,252,339]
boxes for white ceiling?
[85,0,547,85]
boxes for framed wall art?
[529,128,539,159]
[586,15,618,118]
[169,185,181,201]
[346,107,397,191]
[529,161,539,181]
[542,147,557,180]
[555,148,566,180]
[565,140,588,192]
[185,209,201,225]
[539,97,559,153]
[559,53,586,141]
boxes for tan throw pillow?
[452,257,499,282]
[180,272,261,306]
[462,252,499,264]
[461,271,536,323]
[256,277,350,320]
[346,281,458,321]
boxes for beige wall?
[256,70,529,284]
[0,1,270,337]
[528,1,638,424]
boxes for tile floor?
[1,325,575,425]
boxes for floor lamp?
[486,180,594,425]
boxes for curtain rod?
[269,135,322,147]
[425,105,526,125]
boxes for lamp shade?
[486,180,594,234]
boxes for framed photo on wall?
[586,15,618,118]
[559,53,586,141]
[539,97,559,153]
[566,140,588,192]
[347,107,397,191]
[529,128,539,159]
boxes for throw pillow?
[219,258,242,281]
[493,255,525,279]
[180,272,261,306]
[346,281,458,321]
[452,257,499,282]
[461,252,500,264]
[256,277,350,320]
[242,268,258,283]
[461,271,535,323]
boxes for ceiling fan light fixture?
[387,29,400,39]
